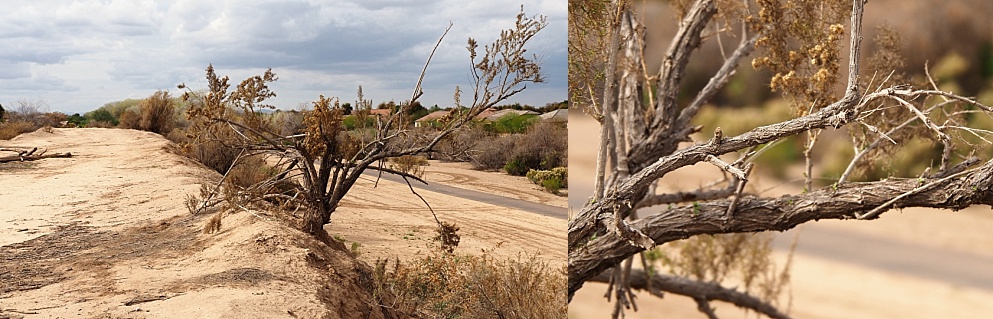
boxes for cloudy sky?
[0,0,566,115]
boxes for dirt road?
[364,171,567,219]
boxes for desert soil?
[567,113,993,318]
[0,127,565,318]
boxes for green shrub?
[527,167,568,193]
[493,113,539,133]
[342,114,375,130]
[504,157,537,176]
[541,177,563,194]
[67,113,87,127]
[86,108,118,126]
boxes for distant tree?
[407,101,430,121]
[542,100,568,112]
[86,108,118,126]
[67,113,87,127]
[0,103,5,123]
[377,101,396,110]
[342,102,353,115]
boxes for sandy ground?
[0,127,565,318]
[421,160,567,208]
[330,163,566,267]
[567,112,993,318]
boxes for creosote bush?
[470,120,567,175]
[389,155,429,179]
[138,90,176,135]
[526,167,568,194]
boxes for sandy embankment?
[0,127,565,317]
[567,113,993,318]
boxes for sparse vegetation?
[373,251,566,318]
[526,167,568,194]
[469,120,567,176]
[389,155,429,179]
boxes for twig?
[857,166,978,220]
[695,298,720,319]
[706,155,747,181]
[589,269,792,319]
[401,176,442,228]
[726,163,753,218]
[635,183,736,209]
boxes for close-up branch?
[568,0,993,317]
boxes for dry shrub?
[471,134,516,170]
[139,90,176,135]
[373,252,566,318]
[0,121,38,140]
[272,110,306,136]
[504,121,567,176]
[433,221,461,254]
[165,128,188,144]
[184,127,243,174]
[646,233,793,306]
[435,125,494,161]
[203,212,223,234]
[85,120,115,128]
[389,155,429,178]
[119,110,141,129]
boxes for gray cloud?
[0,0,566,114]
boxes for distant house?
[539,109,568,122]
[368,108,392,118]
[414,110,453,128]
[481,109,539,122]
[473,107,499,121]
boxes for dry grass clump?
[203,212,223,234]
[388,155,429,179]
[373,252,566,318]
[139,90,176,135]
[120,90,176,135]
[0,121,38,140]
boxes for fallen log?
[0,147,71,163]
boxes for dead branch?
[0,148,71,163]
[634,182,736,209]
[571,159,993,296]
[589,269,791,319]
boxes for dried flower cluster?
[751,0,849,115]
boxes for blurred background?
[569,0,993,317]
